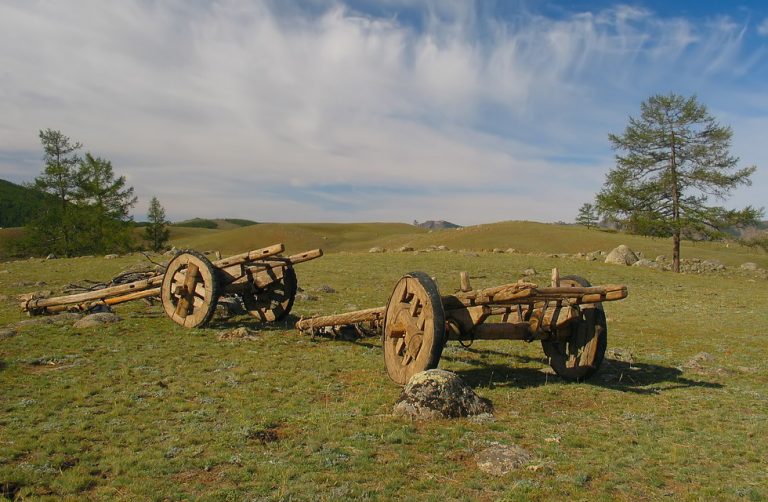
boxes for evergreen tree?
[576,203,598,229]
[144,196,170,252]
[597,93,762,272]
[74,153,137,253]
[30,129,82,255]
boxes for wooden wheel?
[383,272,446,385]
[541,275,607,380]
[161,250,220,328]
[241,265,297,322]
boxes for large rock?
[605,245,639,266]
[393,369,493,420]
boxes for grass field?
[1,225,767,500]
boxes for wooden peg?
[460,271,472,292]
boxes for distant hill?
[171,218,258,229]
[0,179,52,227]
[416,220,461,230]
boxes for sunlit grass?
[1,247,766,500]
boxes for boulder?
[73,313,121,328]
[393,369,493,420]
[605,245,639,266]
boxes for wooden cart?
[20,244,322,328]
[296,270,627,384]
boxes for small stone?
[216,296,246,318]
[46,253,56,260]
[74,313,121,328]
[436,245,449,251]
[522,268,537,276]
[218,327,258,340]
[296,292,318,301]
[368,247,385,253]
[632,259,656,268]
[0,328,16,339]
[606,347,635,364]
[740,262,758,271]
[315,285,337,294]
[492,248,504,253]
[505,248,516,254]
[397,246,414,252]
[475,444,533,476]
[104,254,119,259]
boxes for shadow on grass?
[208,313,303,333]
[451,353,722,395]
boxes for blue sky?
[0,0,766,224]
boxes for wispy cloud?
[759,17,768,36]
[0,1,765,223]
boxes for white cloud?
[759,17,768,36]
[0,1,764,223]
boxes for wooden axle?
[296,269,627,385]
[20,246,323,329]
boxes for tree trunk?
[673,230,681,273]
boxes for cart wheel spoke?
[541,275,607,380]
[383,272,446,385]
[161,250,220,328]
[241,265,297,323]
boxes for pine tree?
[30,129,82,256]
[576,203,598,229]
[74,153,137,253]
[144,196,170,252]
[597,93,762,272]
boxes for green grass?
[0,237,767,499]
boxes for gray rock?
[492,248,504,253]
[606,347,635,364]
[632,259,656,268]
[46,253,56,260]
[741,262,758,271]
[15,313,83,328]
[522,268,537,276]
[605,245,639,266]
[218,327,258,340]
[0,328,16,340]
[436,245,449,251]
[315,285,337,294]
[505,248,516,254]
[104,254,119,259]
[216,296,246,317]
[368,247,385,253]
[701,259,725,271]
[655,255,667,263]
[393,369,493,420]
[397,246,414,252]
[74,313,121,328]
[475,444,533,476]
[296,292,318,301]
